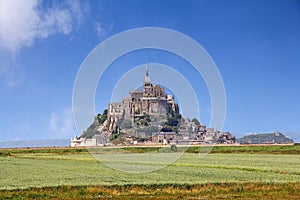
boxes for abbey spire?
[144,63,150,84]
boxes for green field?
[0,145,300,199]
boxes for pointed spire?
[146,63,149,77]
[144,63,150,84]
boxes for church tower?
[143,64,153,97]
[144,63,150,85]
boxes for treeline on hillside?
[81,109,107,138]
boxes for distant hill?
[237,132,294,144]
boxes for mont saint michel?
[71,65,235,147]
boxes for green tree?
[166,116,179,126]
[161,125,173,132]
[96,109,108,125]
[137,126,159,133]
[171,144,177,152]
[81,109,108,138]
[120,119,132,129]
[103,109,108,115]
[192,118,200,125]
[135,108,140,115]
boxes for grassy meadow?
[0,145,299,199]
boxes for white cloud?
[0,0,87,52]
[49,108,75,139]
[0,0,89,87]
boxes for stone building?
[71,64,236,147]
[107,64,179,131]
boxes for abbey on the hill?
[107,64,179,131]
[71,64,236,147]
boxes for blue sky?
[0,0,299,142]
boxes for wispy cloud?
[49,107,75,139]
[0,51,23,87]
[95,21,114,39]
[95,22,105,37]
[0,0,89,87]
[0,0,88,52]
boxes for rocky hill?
[237,132,294,144]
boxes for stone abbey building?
[107,64,179,131]
[71,64,237,147]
